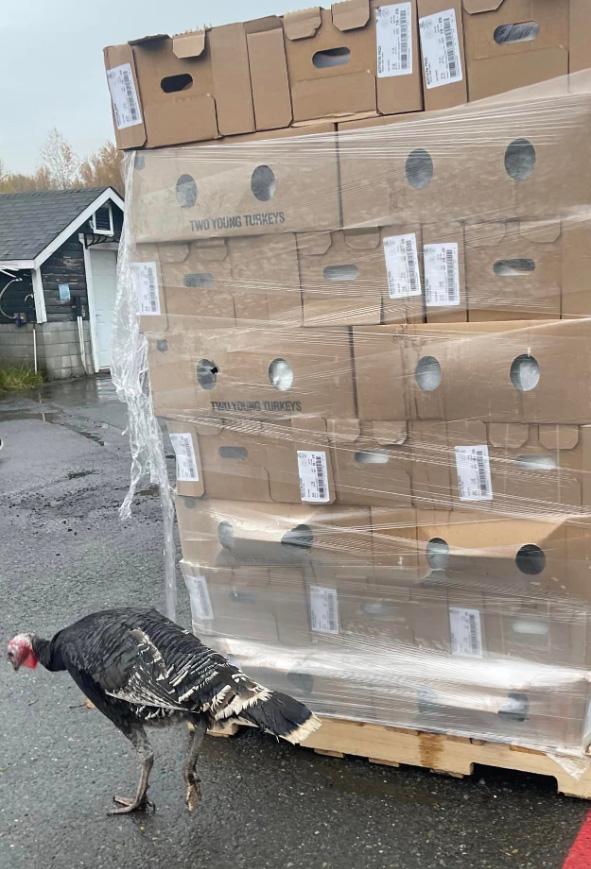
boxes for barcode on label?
[106,63,143,129]
[384,234,422,299]
[309,586,340,635]
[455,445,493,502]
[424,243,460,307]
[184,571,214,621]
[170,433,200,483]
[131,262,161,316]
[449,607,483,658]
[376,3,413,78]
[297,451,330,504]
[419,10,463,89]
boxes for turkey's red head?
[7,634,39,671]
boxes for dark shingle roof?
[0,187,116,262]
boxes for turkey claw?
[109,794,155,815]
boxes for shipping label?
[419,9,463,89]
[297,451,331,504]
[384,233,422,299]
[184,572,214,621]
[455,445,493,502]
[309,586,340,635]
[449,607,483,658]
[131,262,160,316]
[106,63,143,129]
[170,433,200,483]
[424,243,460,307]
[376,3,413,78]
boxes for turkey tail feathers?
[239,690,321,745]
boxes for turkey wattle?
[7,607,321,815]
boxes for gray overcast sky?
[0,0,323,174]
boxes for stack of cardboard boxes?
[105,0,591,756]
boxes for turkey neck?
[33,635,66,671]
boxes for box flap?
[128,33,169,47]
[368,421,409,445]
[538,425,580,450]
[192,418,225,437]
[328,418,362,443]
[297,231,334,255]
[462,0,504,14]
[488,423,530,448]
[245,15,284,35]
[464,223,508,248]
[332,0,370,32]
[520,220,562,243]
[344,228,381,251]
[172,30,207,59]
[283,7,322,40]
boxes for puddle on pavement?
[0,409,105,446]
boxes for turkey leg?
[109,725,155,815]
[184,718,207,812]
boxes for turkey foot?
[109,793,155,814]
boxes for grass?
[0,364,45,392]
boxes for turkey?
[7,607,321,815]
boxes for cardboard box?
[181,560,309,647]
[328,419,451,508]
[462,0,569,103]
[166,416,337,504]
[338,88,591,227]
[147,325,356,420]
[447,420,591,513]
[297,226,425,326]
[175,497,374,566]
[465,218,591,321]
[415,509,591,599]
[283,0,422,122]
[370,507,420,567]
[132,234,303,334]
[130,123,341,243]
[104,20,292,150]
[418,0,468,110]
[352,319,591,423]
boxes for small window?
[91,203,114,236]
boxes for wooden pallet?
[211,717,591,799]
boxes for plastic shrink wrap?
[109,59,591,765]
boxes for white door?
[90,250,118,369]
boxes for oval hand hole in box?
[361,600,395,619]
[415,356,442,392]
[196,358,218,390]
[268,358,294,391]
[218,446,248,461]
[354,449,390,465]
[312,46,351,68]
[287,671,314,695]
[324,265,360,282]
[406,148,433,189]
[217,520,234,549]
[498,692,528,722]
[156,338,169,353]
[184,272,214,289]
[426,537,449,571]
[251,165,276,201]
[504,139,536,181]
[161,73,193,93]
[282,524,313,549]
[515,543,546,575]
[176,174,198,208]
[516,454,557,471]
[493,258,535,277]
[510,354,540,392]
[494,22,540,45]
[511,618,549,638]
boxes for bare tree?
[40,128,80,189]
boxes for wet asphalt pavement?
[0,376,588,869]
